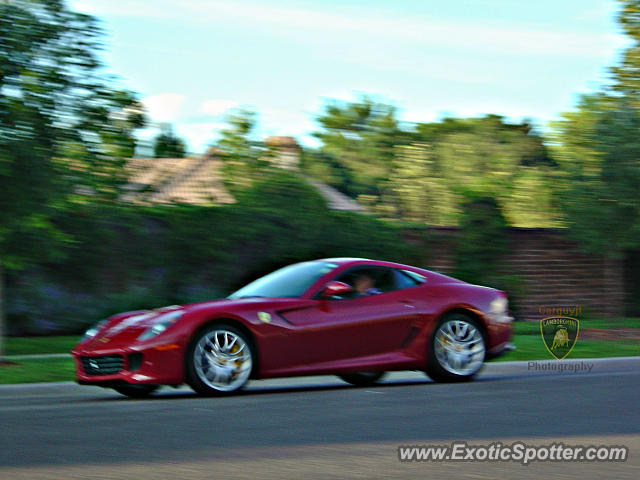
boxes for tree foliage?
[6,174,417,335]
[312,97,408,205]
[0,0,145,268]
[611,0,640,98]
[310,104,558,227]
[152,124,186,158]
[452,196,525,313]
[552,95,640,256]
[0,0,145,353]
[215,108,271,194]
[453,196,509,285]
[552,0,640,256]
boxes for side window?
[325,266,425,300]
[402,269,426,284]
[333,267,395,298]
[393,269,424,290]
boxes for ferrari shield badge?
[540,316,579,360]
[257,312,271,323]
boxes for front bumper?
[72,343,184,386]
[485,318,514,359]
[486,341,516,360]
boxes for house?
[121,137,367,213]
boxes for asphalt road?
[1,357,639,479]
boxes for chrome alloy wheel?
[193,329,252,392]
[433,319,485,376]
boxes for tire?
[338,371,386,386]
[425,313,486,383]
[186,324,254,396]
[113,384,159,398]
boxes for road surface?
[1,357,639,479]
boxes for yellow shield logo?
[540,316,579,360]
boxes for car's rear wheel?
[338,372,386,386]
[186,324,254,395]
[426,313,486,383]
[113,384,159,398]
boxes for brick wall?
[407,227,625,321]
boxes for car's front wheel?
[186,324,254,395]
[338,372,386,386]
[426,313,486,382]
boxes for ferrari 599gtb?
[72,258,513,397]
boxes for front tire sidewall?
[186,323,254,396]
[426,313,486,383]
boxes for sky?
[71,0,629,154]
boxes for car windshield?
[228,261,339,299]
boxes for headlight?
[137,310,183,341]
[81,319,108,342]
[489,297,507,315]
[488,296,512,323]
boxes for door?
[278,266,423,367]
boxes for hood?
[88,297,304,347]
[86,305,183,348]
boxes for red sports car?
[72,258,513,397]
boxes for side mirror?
[320,281,353,298]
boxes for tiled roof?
[122,156,234,205]
[121,154,366,213]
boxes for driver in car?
[353,273,382,297]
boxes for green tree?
[385,116,558,226]
[552,1,640,257]
[60,88,145,203]
[310,101,557,225]
[452,195,525,313]
[0,0,144,355]
[215,108,269,194]
[453,196,509,286]
[312,97,407,206]
[610,0,640,98]
[383,142,458,224]
[552,95,640,256]
[152,124,186,158]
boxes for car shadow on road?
[79,375,513,402]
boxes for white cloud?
[142,93,185,123]
[71,0,624,58]
[176,122,227,153]
[199,99,238,116]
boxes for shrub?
[453,196,525,315]
[6,174,419,334]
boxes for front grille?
[81,355,124,376]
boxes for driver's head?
[354,273,375,293]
